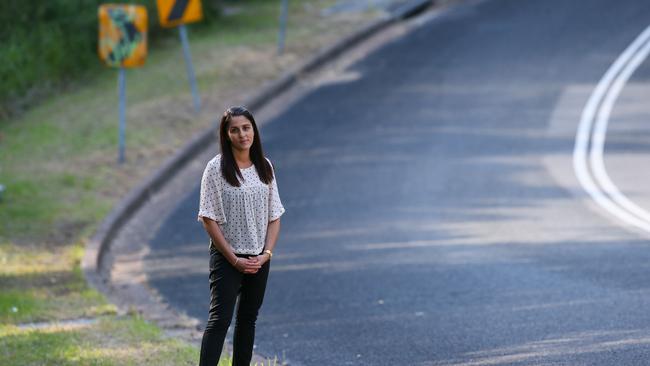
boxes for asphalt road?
[144,1,650,364]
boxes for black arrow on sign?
[167,0,190,22]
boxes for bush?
[0,0,221,118]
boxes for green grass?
[222,355,280,366]
[1,311,278,365]
[0,283,115,324]
[0,316,198,366]
[0,243,116,324]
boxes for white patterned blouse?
[198,154,285,255]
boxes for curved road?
[145,1,650,364]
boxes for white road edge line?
[574,25,650,233]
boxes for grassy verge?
[1,315,278,365]
[0,0,378,242]
[0,242,116,324]
[0,0,379,364]
[0,316,197,366]
[1,315,278,366]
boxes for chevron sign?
[156,0,203,28]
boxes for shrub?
[0,0,220,118]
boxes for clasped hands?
[233,254,270,274]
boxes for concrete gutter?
[82,0,434,290]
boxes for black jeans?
[199,247,270,366]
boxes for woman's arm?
[257,218,281,265]
[201,217,261,274]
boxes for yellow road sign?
[98,4,148,68]
[157,0,203,28]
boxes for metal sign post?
[118,68,127,164]
[178,24,201,113]
[278,0,289,55]
[157,0,204,114]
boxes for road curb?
[81,0,434,291]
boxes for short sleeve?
[267,159,285,221]
[198,157,227,224]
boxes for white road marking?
[574,25,650,233]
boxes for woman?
[197,106,285,365]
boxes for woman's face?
[227,115,255,152]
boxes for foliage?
[0,0,221,118]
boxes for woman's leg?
[199,250,242,366]
[232,260,270,366]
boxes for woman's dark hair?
[219,106,274,187]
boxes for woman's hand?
[255,253,271,267]
[233,257,262,274]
